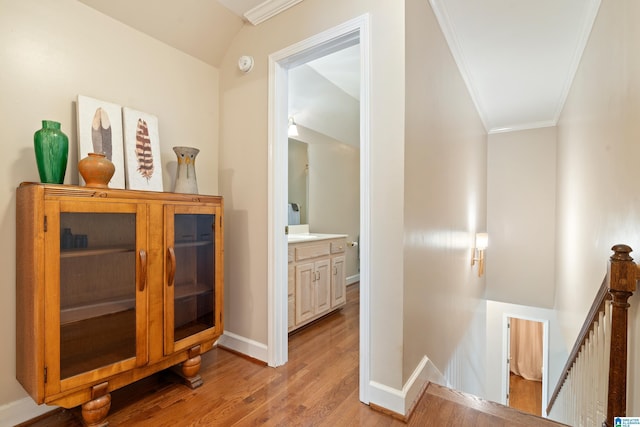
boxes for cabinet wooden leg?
[171,345,203,389]
[181,354,203,388]
[81,382,111,427]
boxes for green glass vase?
[34,120,69,184]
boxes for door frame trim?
[503,314,549,416]
[267,13,371,404]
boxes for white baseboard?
[368,355,446,416]
[368,380,405,415]
[346,274,360,285]
[217,331,268,363]
[0,397,56,426]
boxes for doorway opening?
[287,43,361,282]
[505,316,548,417]
[267,15,371,404]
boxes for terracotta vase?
[34,120,69,184]
[78,153,115,188]
[173,146,199,194]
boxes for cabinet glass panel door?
[166,207,217,352]
[58,211,139,380]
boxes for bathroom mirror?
[288,139,308,225]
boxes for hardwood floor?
[419,382,565,427]
[22,284,565,426]
[509,373,542,416]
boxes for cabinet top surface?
[18,182,223,204]
[287,233,347,244]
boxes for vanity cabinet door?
[314,259,331,313]
[288,264,295,330]
[164,204,223,355]
[295,259,330,324]
[43,199,148,397]
[331,255,346,308]
[295,262,315,324]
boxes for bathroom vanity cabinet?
[15,183,223,426]
[288,236,346,332]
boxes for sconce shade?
[475,233,488,250]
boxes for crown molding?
[550,0,601,125]
[429,0,490,133]
[244,0,303,25]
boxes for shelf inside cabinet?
[60,297,135,325]
[60,246,135,259]
[174,282,212,300]
[174,240,212,248]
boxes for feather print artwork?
[91,107,112,160]
[135,118,154,181]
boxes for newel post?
[604,244,637,427]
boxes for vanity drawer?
[288,247,294,263]
[295,242,330,261]
[331,240,346,254]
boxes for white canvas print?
[76,95,125,188]
[122,107,164,192]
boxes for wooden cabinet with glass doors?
[15,183,223,426]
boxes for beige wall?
[403,0,487,392]
[555,0,640,414]
[487,127,557,308]
[0,0,219,409]
[485,125,564,407]
[307,137,360,279]
[219,0,406,389]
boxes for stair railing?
[546,244,637,427]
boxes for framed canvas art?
[122,107,164,192]
[76,95,125,188]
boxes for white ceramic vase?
[173,146,199,194]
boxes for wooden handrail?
[546,275,610,413]
[546,244,637,426]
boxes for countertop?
[287,233,348,243]
[286,224,347,243]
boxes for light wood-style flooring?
[22,284,566,426]
[509,373,542,416]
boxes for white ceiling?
[216,0,266,17]
[77,0,601,135]
[430,0,601,133]
[289,46,361,147]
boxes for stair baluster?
[547,244,636,427]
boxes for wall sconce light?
[288,116,299,137]
[471,232,488,277]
